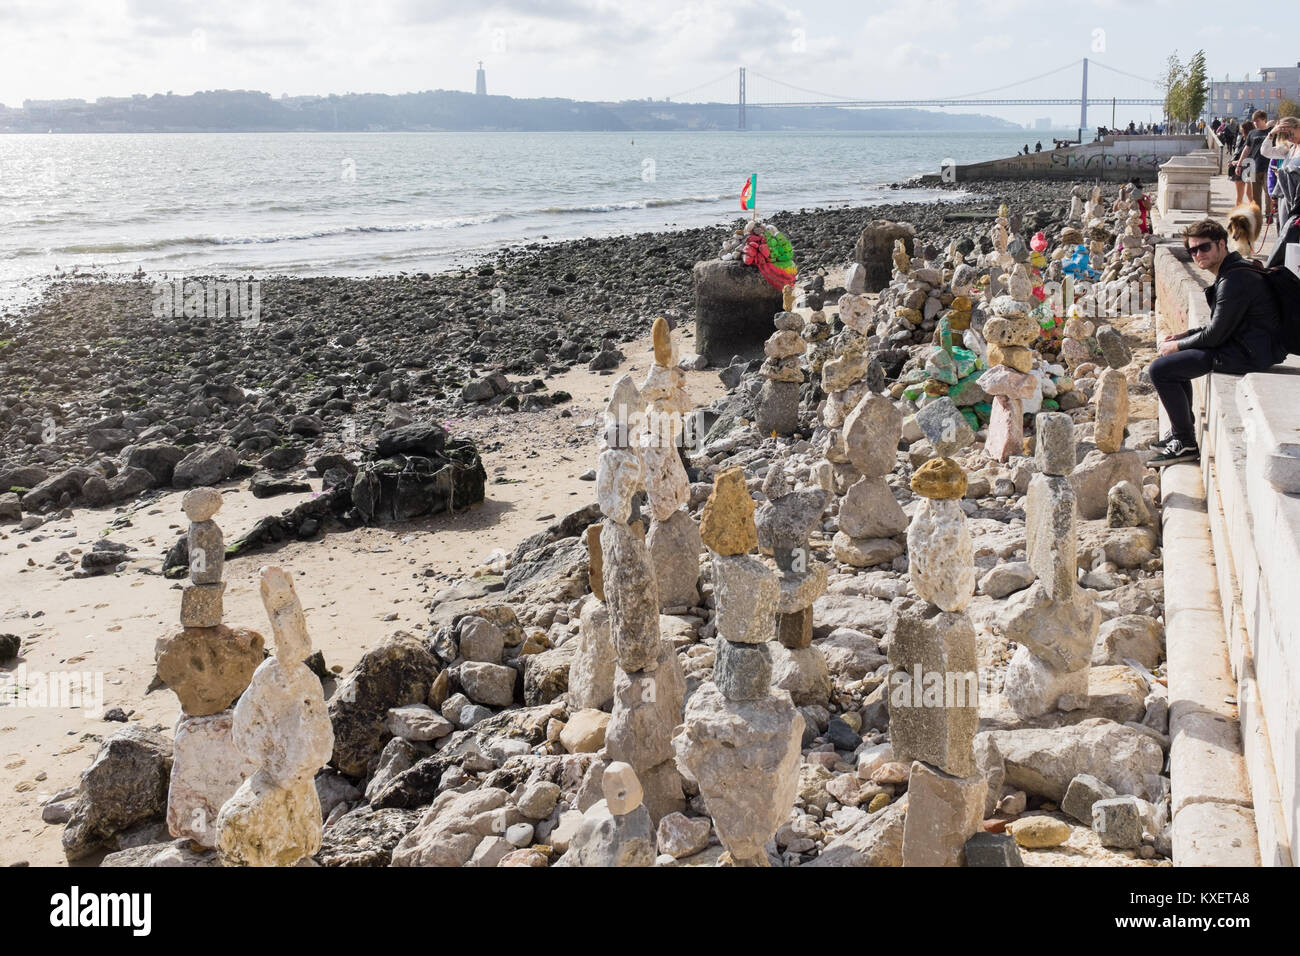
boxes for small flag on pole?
[740,173,756,210]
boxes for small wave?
[539,194,728,214]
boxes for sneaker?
[1149,438,1200,467]
[1151,433,1175,452]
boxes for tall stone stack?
[816,292,879,487]
[216,567,334,866]
[642,318,702,611]
[754,463,831,705]
[888,455,983,866]
[999,413,1101,716]
[596,370,686,823]
[674,467,804,866]
[756,307,806,436]
[976,268,1041,462]
[158,488,264,847]
[832,392,905,568]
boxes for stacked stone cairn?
[889,454,982,866]
[642,317,703,612]
[999,413,1101,717]
[754,460,831,705]
[216,566,334,866]
[674,467,803,865]
[832,392,905,568]
[976,259,1042,462]
[595,365,687,824]
[757,298,807,437]
[158,488,264,847]
[817,291,879,490]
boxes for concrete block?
[1172,802,1260,867]
[1169,708,1251,816]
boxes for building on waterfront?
[1209,64,1300,121]
[475,62,487,96]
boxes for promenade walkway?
[1152,173,1299,867]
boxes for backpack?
[1243,256,1300,356]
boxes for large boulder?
[172,445,239,489]
[328,632,440,777]
[124,443,186,485]
[62,727,173,861]
[20,466,96,511]
[978,719,1166,802]
[692,259,784,365]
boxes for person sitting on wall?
[1147,219,1288,467]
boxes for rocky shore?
[1,178,1094,531]
[3,173,1177,868]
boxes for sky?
[0,0,1295,127]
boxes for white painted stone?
[906,497,975,612]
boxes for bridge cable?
[663,68,742,103]
[747,59,1083,105]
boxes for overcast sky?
[0,0,1294,125]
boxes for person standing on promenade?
[1238,110,1274,209]
[1148,219,1288,466]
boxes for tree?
[1161,52,1188,126]
[1280,99,1299,119]
[1185,50,1209,122]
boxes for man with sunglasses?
[1147,219,1287,466]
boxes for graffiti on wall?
[1050,151,1161,170]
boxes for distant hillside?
[1,88,1020,133]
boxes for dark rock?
[826,716,863,751]
[588,349,624,371]
[172,445,238,489]
[0,633,20,663]
[62,726,173,861]
[260,446,306,471]
[316,806,421,866]
[328,632,441,778]
[693,259,784,365]
[250,471,311,498]
[964,831,1024,866]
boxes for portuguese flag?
[740,173,756,210]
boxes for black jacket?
[1179,252,1287,370]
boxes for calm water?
[0,129,1059,310]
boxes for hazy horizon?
[0,0,1294,128]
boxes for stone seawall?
[945,135,1206,183]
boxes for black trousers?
[1148,348,1256,443]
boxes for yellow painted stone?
[988,344,1034,373]
[782,284,795,311]
[700,466,757,556]
[910,457,968,499]
[1008,815,1071,848]
[950,295,973,312]
[867,792,890,813]
[947,310,972,332]
[651,316,672,367]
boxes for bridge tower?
[1078,57,1088,141]
[738,67,746,130]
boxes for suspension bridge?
[660,58,1166,136]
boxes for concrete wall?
[951,135,1206,182]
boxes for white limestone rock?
[906,497,975,612]
[673,682,804,866]
[167,711,255,848]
